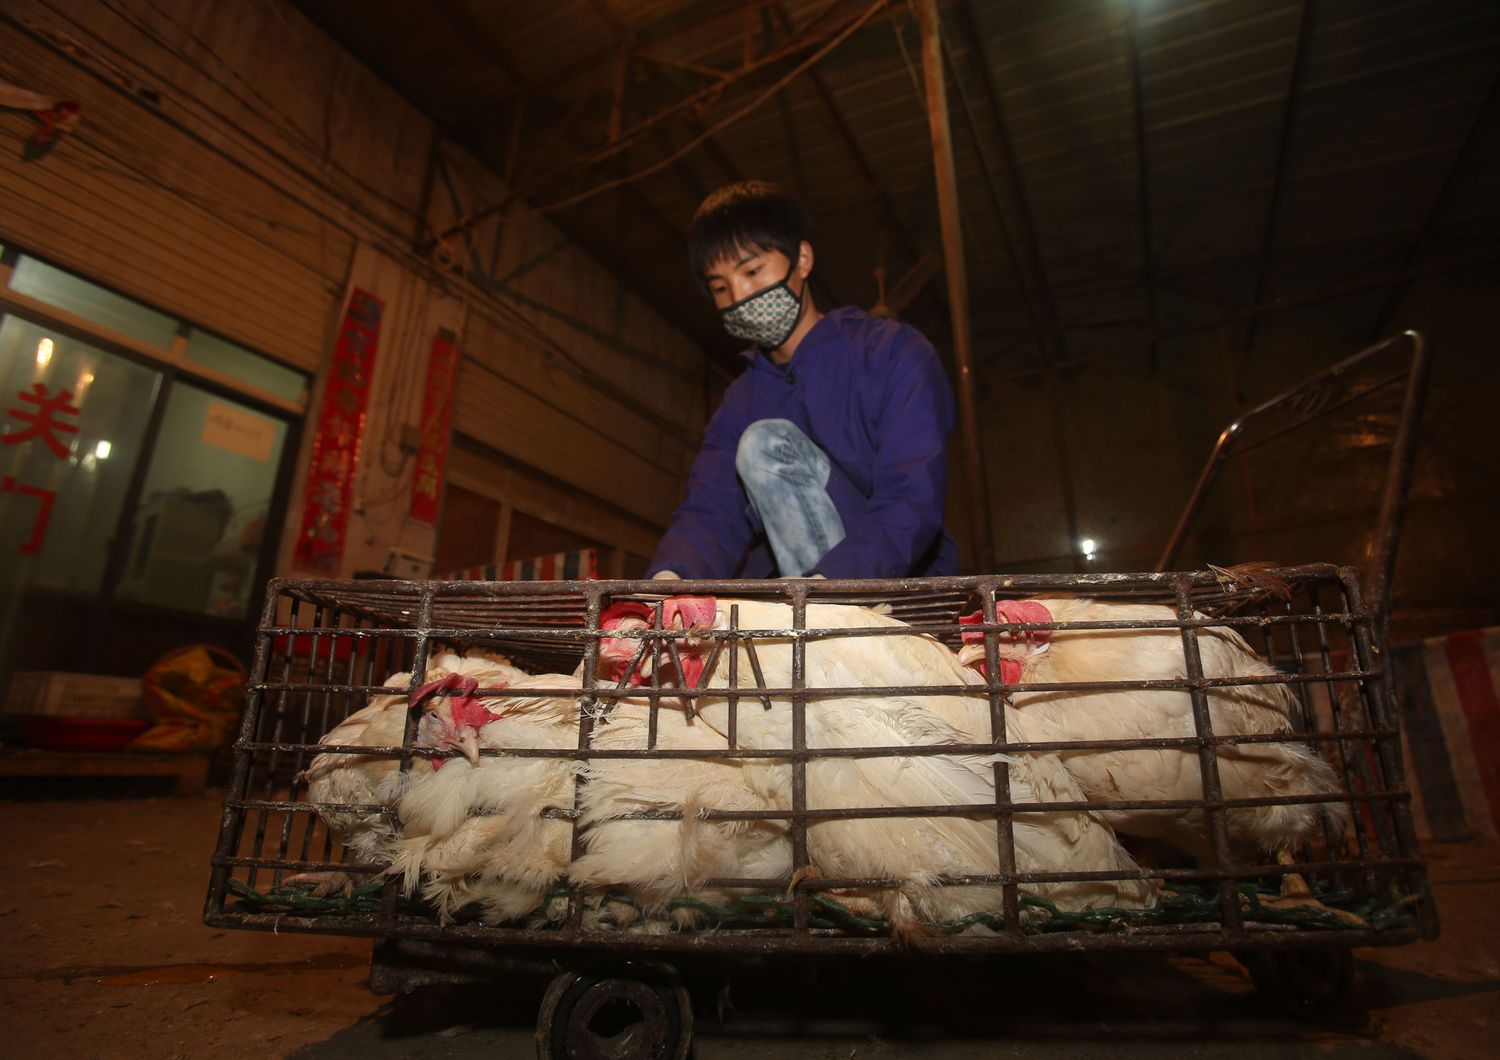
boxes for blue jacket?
[647,307,959,579]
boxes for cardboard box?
[3,672,144,719]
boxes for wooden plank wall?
[0,8,382,371]
[0,0,707,571]
[429,145,705,530]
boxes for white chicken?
[954,597,1349,887]
[570,691,794,929]
[554,599,792,927]
[292,650,525,895]
[630,596,1156,936]
[369,612,791,929]
[389,670,582,923]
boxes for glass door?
[113,383,290,619]
[0,316,163,680]
[1,319,300,686]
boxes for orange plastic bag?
[130,644,246,753]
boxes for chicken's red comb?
[958,602,1053,644]
[410,673,502,729]
[600,600,653,628]
[451,689,502,730]
[662,595,717,630]
[1000,600,1055,646]
[598,600,653,685]
[410,671,472,706]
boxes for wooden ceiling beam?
[1241,0,1319,354]
[507,92,596,188]
[755,8,842,309]
[421,7,727,378]
[1125,7,1160,372]
[1365,62,1500,343]
[649,124,708,204]
[762,9,814,225]
[584,0,631,40]
[937,36,1034,341]
[432,2,883,245]
[432,0,524,85]
[771,4,919,266]
[949,0,1080,570]
[574,0,846,321]
[450,0,848,138]
[643,61,845,311]
[871,250,941,317]
[769,2,935,323]
[949,0,1068,367]
[996,246,1500,383]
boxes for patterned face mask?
[720,265,805,349]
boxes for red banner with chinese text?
[292,287,383,573]
[409,329,459,524]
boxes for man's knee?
[736,418,803,479]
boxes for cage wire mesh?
[1159,332,1426,597]
[204,567,1434,956]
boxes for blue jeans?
[735,419,846,577]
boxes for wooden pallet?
[0,748,209,795]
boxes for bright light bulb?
[36,337,53,366]
[1080,538,1096,555]
[95,439,112,459]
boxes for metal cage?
[204,564,1434,957]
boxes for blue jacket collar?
[740,308,850,372]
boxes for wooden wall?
[0,0,706,576]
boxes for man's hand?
[652,570,681,580]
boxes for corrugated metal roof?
[292,0,1500,373]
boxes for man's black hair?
[688,181,811,296]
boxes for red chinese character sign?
[2,381,78,555]
[292,288,383,573]
[1,476,56,554]
[6,382,80,457]
[409,329,459,525]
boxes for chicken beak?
[956,642,986,674]
[457,727,481,766]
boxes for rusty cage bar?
[205,566,1436,957]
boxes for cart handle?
[1155,331,1430,629]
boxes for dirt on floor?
[0,787,379,1058]
[1,789,1496,1059]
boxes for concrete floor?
[1,788,1495,1058]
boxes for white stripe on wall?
[1424,640,1499,838]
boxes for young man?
[646,181,959,580]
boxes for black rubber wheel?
[535,963,692,1060]
[1235,945,1355,1018]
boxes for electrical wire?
[434,0,883,243]
[535,0,890,215]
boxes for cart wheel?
[1235,946,1355,1018]
[535,962,692,1060]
